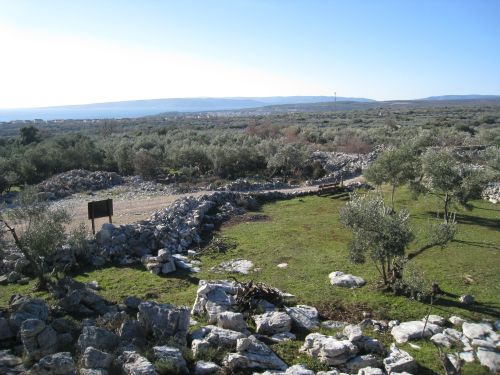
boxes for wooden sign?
[88,199,113,234]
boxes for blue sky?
[0,0,499,107]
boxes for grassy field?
[1,186,498,374]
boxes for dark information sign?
[88,199,113,234]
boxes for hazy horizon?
[1,1,499,108]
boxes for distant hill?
[0,96,374,121]
[422,95,500,101]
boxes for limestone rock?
[0,350,26,375]
[194,360,221,375]
[383,344,417,375]
[344,354,380,373]
[329,271,366,288]
[300,333,358,365]
[285,305,319,331]
[119,351,157,375]
[217,311,248,333]
[191,280,239,323]
[137,301,190,346]
[77,326,120,352]
[223,335,287,371]
[459,294,475,305]
[390,321,442,343]
[422,315,445,326]
[253,311,292,335]
[82,347,114,369]
[448,316,465,326]
[257,364,315,375]
[211,259,254,274]
[191,326,246,357]
[462,322,493,340]
[20,319,58,360]
[30,352,76,375]
[343,324,363,342]
[357,367,384,375]
[9,295,48,330]
[153,346,188,374]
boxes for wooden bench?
[317,182,341,195]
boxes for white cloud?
[0,25,331,108]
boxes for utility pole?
[334,91,337,111]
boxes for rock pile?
[483,182,500,204]
[1,282,499,374]
[37,169,123,199]
[217,178,295,192]
[309,148,380,185]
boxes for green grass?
[1,186,498,374]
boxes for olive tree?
[419,148,488,223]
[364,145,420,210]
[0,188,71,290]
[340,193,414,286]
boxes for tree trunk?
[391,185,396,212]
[1,219,49,291]
[444,193,450,224]
[381,260,388,285]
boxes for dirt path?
[63,176,363,232]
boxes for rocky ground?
[1,277,498,375]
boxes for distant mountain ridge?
[422,94,500,101]
[0,96,374,121]
[1,95,499,121]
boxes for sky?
[0,0,499,108]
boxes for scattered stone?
[30,352,76,375]
[345,354,380,373]
[448,316,465,326]
[356,336,385,354]
[258,364,316,375]
[217,311,248,333]
[271,332,297,342]
[422,315,445,326]
[194,360,221,375]
[77,326,120,352]
[383,344,417,374]
[343,324,363,342]
[9,295,49,330]
[211,259,254,274]
[462,322,494,340]
[459,351,475,363]
[329,271,366,288]
[357,367,384,375]
[0,350,26,375]
[390,320,442,343]
[153,346,188,374]
[20,319,58,360]
[191,280,239,323]
[459,294,475,305]
[300,333,358,365]
[223,335,288,371]
[119,351,157,375]
[285,305,319,331]
[191,326,246,357]
[137,301,190,346]
[322,320,348,330]
[124,296,142,310]
[430,333,454,348]
[253,311,292,335]
[82,347,114,370]
[277,263,288,269]
[477,347,500,373]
